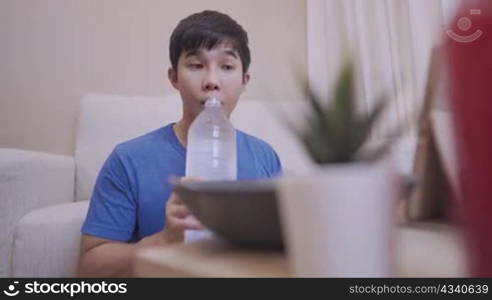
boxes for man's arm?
[77,231,173,277]
[77,190,204,277]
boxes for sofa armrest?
[11,201,89,277]
[0,148,75,277]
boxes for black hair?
[169,10,251,74]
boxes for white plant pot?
[278,160,396,277]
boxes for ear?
[168,68,179,90]
[241,73,250,91]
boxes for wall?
[0,0,307,155]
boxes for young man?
[77,10,282,277]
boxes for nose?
[202,68,220,92]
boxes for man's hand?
[163,190,205,240]
[142,177,205,245]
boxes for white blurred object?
[278,160,395,277]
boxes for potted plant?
[277,57,402,277]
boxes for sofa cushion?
[11,201,89,277]
[0,149,75,277]
[74,94,183,202]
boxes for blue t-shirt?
[81,123,282,242]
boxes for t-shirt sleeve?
[252,136,283,178]
[269,148,283,177]
[81,147,137,242]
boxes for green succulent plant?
[284,58,402,164]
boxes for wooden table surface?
[133,222,468,277]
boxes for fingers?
[169,203,190,218]
[167,191,184,205]
[183,215,205,230]
[168,175,202,186]
[180,176,202,183]
[165,176,206,232]
[166,192,205,231]
[167,215,205,231]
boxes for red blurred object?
[446,0,492,277]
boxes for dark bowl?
[172,179,283,249]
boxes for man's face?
[168,42,250,119]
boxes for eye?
[188,63,203,70]
[222,64,235,71]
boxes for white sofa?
[0,93,466,277]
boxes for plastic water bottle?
[184,97,237,242]
[186,97,237,180]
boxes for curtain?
[307,0,461,138]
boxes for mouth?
[199,96,225,107]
